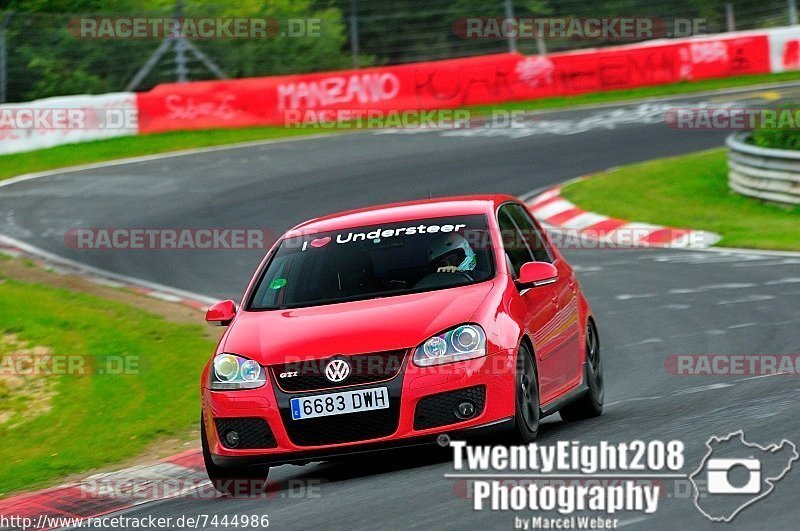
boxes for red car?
[200,195,603,493]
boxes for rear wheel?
[512,343,540,442]
[559,319,603,421]
[201,415,271,496]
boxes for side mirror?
[205,300,237,326]
[517,262,558,287]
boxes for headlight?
[210,353,266,390]
[413,324,487,366]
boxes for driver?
[428,233,477,276]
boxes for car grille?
[414,386,486,430]
[271,350,407,393]
[214,417,277,449]
[279,401,401,446]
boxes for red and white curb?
[525,185,721,248]
[0,450,209,529]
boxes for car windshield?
[248,214,495,310]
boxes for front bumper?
[202,348,516,468]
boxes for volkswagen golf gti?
[200,195,603,493]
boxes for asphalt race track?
[2,86,800,529]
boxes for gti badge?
[324,359,350,383]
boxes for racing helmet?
[428,233,477,272]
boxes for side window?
[497,206,533,278]
[506,203,554,263]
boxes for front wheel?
[511,343,540,442]
[201,415,270,496]
[559,319,603,421]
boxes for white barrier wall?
[767,26,800,73]
[0,92,137,155]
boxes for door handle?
[551,294,559,307]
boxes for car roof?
[285,194,518,236]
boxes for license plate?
[290,387,389,420]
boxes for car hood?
[222,281,495,365]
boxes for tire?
[512,342,540,442]
[559,319,603,421]
[201,414,271,496]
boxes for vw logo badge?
[324,359,350,383]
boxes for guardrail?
[726,132,800,205]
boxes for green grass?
[0,277,215,496]
[750,107,800,150]
[560,149,800,251]
[0,126,325,181]
[2,71,800,182]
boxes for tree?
[2,0,351,101]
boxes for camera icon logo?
[706,457,761,494]
[690,431,798,522]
